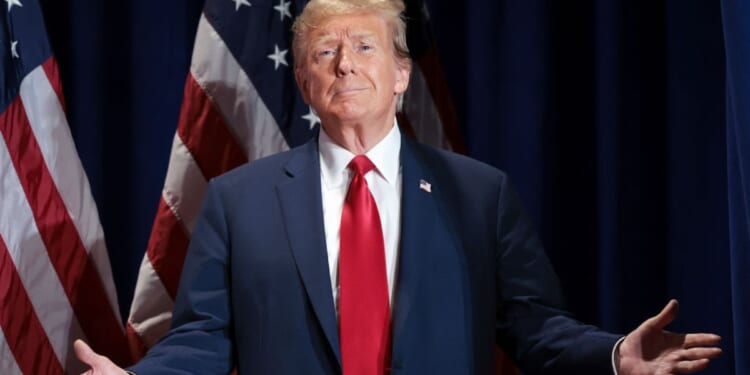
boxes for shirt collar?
[318,119,401,189]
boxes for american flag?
[0,1,130,374]
[125,0,518,373]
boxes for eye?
[317,48,336,59]
[358,44,373,52]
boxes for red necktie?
[339,155,390,375]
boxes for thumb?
[74,339,99,366]
[645,299,679,331]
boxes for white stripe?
[191,14,290,160]
[127,256,175,349]
[0,328,23,375]
[18,65,123,325]
[402,64,450,150]
[163,133,208,234]
[0,135,84,368]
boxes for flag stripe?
[177,74,247,180]
[0,326,24,375]
[0,235,65,375]
[146,196,192,299]
[163,133,209,233]
[191,15,289,159]
[20,62,122,323]
[413,48,465,153]
[127,256,174,349]
[0,122,84,368]
[0,82,129,365]
[40,58,66,113]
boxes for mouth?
[333,87,368,96]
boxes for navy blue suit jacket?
[130,135,620,374]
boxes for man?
[76,0,722,373]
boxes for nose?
[335,46,355,77]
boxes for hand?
[616,300,722,375]
[74,339,130,375]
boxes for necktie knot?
[348,155,375,177]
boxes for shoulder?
[406,139,510,191]
[209,140,316,195]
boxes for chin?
[330,106,370,123]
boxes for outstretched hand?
[616,300,722,375]
[74,340,130,375]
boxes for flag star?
[267,44,289,70]
[10,40,19,59]
[6,0,22,11]
[273,0,292,21]
[232,0,251,11]
[302,107,320,129]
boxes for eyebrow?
[311,31,378,48]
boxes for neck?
[321,119,394,154]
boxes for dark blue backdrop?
[39,0,744,374]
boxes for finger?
[684,333,722,348]
[643,299,679,330]
[676,347,723,361]
[673,358,711,374]
[74,339,98,366]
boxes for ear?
[295,66,311,104]
[393,59,411,95]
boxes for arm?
[131,181,234,374]
[492,175,722,374]
[493,174,620,374]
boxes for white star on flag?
[10,40,19,59]
[5,0,22,11]
[232,0,251,11]
[302,107,320,129]
[267,44,288,70]
[273,0,292,21]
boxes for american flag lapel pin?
[419,179,432,193]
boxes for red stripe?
[415,48,466,154]
[0,97,131,365]
[494,346,519,375]
[0,235,65,375]
[177,74,247,179]
[146,197,191,299]
[41,57,66,114]
[125,321,148,361]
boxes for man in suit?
[76,0,722,373]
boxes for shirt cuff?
[611,336,626,375]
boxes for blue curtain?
[722,1,750,374]
[40,0,741,373]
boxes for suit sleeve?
[493,173,620,374]
[128,180,234,374]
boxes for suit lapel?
[276,140,341,366]
[392,138,459,346]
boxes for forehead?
[309,13,390,44]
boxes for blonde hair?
[292,0,411,70]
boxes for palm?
[617,300,721,375]
[74,340,128,375]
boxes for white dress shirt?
[318,122,402,310]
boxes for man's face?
[295,13,410,128]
